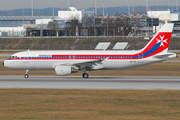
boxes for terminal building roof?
[0,16,61,21]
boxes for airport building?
[0,7,180,37]
[147,10,179,33]
[0,16,66,37]
[129,10,180,37]
[0,7,93,37]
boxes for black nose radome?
[2,62,4,66]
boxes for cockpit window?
[8,56,18,59]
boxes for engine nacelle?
[55,66,72,76]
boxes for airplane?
[3,23,177,78]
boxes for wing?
[52,58,107,70]
[71,59,105,69]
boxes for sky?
[0,0,179,11]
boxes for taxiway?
[0,76,179,90]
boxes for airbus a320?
[3,23,177,78]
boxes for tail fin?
[140,23,174,57]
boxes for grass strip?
[0,89,180,120]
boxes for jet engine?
[55,66,78,76]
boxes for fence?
[0,43,179,50]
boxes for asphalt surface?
[0,54,11,56]
[0,76,180,90]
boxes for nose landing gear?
[24,70,29,78]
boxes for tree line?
[26,13,147,37]
[64,13,144,37]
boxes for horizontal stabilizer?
[154,53,177,60]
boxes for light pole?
[132,0,134,14]
[94,10,96,36]
[22,9,24,25]
[68,0,69,11]
[156,0,159,11]
[146,0,149,14]
[176,0,178,11]
[107,14,108,37]
[32,0,33,16]
[53,0,54,17]
[74,0,78,9]
[95,0,97,15]
[22,8,25,36]
[12,22,14,37]
[127,0,130,15]
[101,0,105,16]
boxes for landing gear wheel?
[82,73,89,78]
[24,74,29,78]
[24,70,29,78]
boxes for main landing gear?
[81,68,89,78]
[82,73,89,78]
[24,70,29,78]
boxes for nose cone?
[3,60,8,67]
[3,60,12,69]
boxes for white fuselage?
[3,50,177,71]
